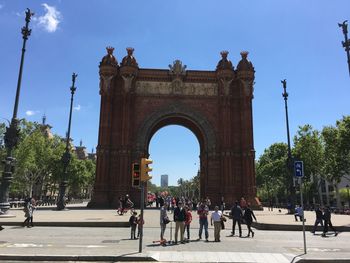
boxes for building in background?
[161,174,168,188]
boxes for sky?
[1,1,350,186]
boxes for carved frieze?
[135,81,218,96]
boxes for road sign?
[294,161,304,177]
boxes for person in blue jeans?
[197,201,209,241]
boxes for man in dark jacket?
[322,206,338,237]
[230,201,243,237]
[173,201,186,244]
[312,206,323,234]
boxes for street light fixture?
[338,21,350,76]
[56,73,78,210]
[0,8,34,214]
[281,79,296,213]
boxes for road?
[0,224,349,262]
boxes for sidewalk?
[0,204,350,262]
[1,204,349,231]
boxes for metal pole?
[57,73,77,210]
[139,182,145,253]
[281,79,296,213]
[300,177,307,254]
[0,8,34,214]
[338,21,350,76]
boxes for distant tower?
[42,114,46,125]
[160,174,169,188]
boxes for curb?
[0,254,156,262]
[1,221,130,227]
[252,222,350,232]
[297,259,350,263]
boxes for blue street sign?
[294,161,304,177]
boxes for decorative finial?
[220,50,229,58]
[25,8,35,23]
[338,20,348,34]
[106,46,114,55]
[240,51,249,59]
[126,47,134,56]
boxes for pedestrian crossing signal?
[132,163,141,187]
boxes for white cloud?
[37,3,61,33]
[73,104,81,111]
[26,110,40,116]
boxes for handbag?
[220,220,225,229]
[163,217,170,224]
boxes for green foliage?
[256,143,289,202]
[321,116,350,184]
[293,124,324,201]
[0,119,95,199]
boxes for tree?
[12,129,65,198]
[256,143,289,204]
[293,124,324,205]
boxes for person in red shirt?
[184,206,192,241]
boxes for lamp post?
[338,21,350,76]
[281,79,296,213]
[346,184,350,207]
[56,73,77,210]
[0,8,34,214]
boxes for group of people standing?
[159,197,257,245]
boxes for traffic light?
[140,158,152,182]
[131,163,141,188]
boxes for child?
[137,214,144,238]
[184,205,192,241]
[129,211,138,239]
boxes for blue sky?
[1,1,350,186]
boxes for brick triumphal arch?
[88,47,257,208]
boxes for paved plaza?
[0,203,350,262]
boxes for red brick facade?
[88,48,257,208]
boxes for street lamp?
[346,184,350,207]
[338,21,350,76]
[56,73,78,210]
[0,8,34,214]
[281,79,296,213]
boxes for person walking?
[322,206,338,237]
[243,203,257,237]
[230,201,243,237]
[160,203,169,244]
[211,206,223,242]
[22,197,36,228]
[173,201,186,244]
[129,211,138,239]
[184,205,192,241]
[312,206,323,234]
